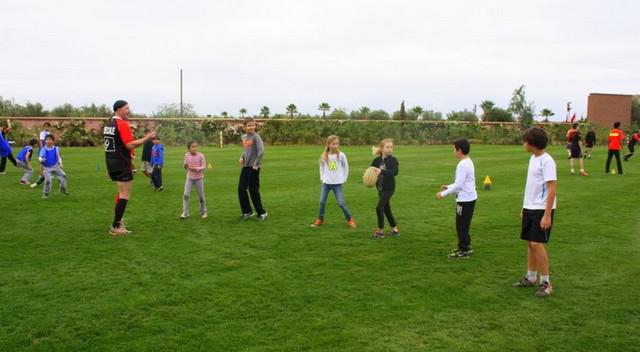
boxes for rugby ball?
[363,167,379,188]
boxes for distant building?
[587,93,632,127]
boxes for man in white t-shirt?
[436,138,478,258]
[513,127,557,298]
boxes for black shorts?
[520,209,554,243]
[585,143,594,148]
[108,168,134,182]
[570,148,582,158]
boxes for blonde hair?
[321,135,340,162]
[372,138,393,156]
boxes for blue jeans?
[318,183,352,220]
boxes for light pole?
[180,68,183,118]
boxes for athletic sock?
[540,275,550,284]
[112,198,129,228]
[570,168,575,173]
[580,169,585,172]
[527,271,537,282]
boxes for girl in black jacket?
[370,139,399,239]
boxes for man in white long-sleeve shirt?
[436,138,478,258]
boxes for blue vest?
[41,146,59,167]
[17,146,33,162]
[0,131,11,157]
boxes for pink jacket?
[184,152,206,180]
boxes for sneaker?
[241,212,256,220]
[0,172,6,175]
[369,229,385,240]
[390,228,400,237]
[448,250,471,259]
[580,171,589,176]
[535,281,553,298]
[108,226,129,236]
[310,219,323,227]
[42,193,49,199]
[30,182,38,188]
[179,213,189,219]
[258,212,268,222]
[155,186,164,192]
[347,218,357,228]
[60,188,70,195]
[19,180,29,185]
[512,277,537,288]
[201,213,207,219]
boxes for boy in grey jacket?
[238,118,267,221]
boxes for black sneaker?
[390,229,400,237]
[447,250,471,259]
[369,230,385,240]
[258,212,268,222]
[512,277,537,288]
[241,212,256,220]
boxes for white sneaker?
[179,213,189,219]
[258,212,268,222]
[201,213,207,219]
[30,183,38,188]
[109,226,129,236]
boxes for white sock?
[570,168,575,173]
[580,169,584,172]
[527,271,537,282]
[540,275,550,284]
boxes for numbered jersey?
[104,116,134,171]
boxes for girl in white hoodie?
[310,135,356,228]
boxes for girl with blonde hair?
[310,135,356,228]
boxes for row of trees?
[0,85,562,127]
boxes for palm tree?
[359,106,370,120]
[318,102,331,119]
[239,108,247,118]
[286,104,298,119]
[260,106,270,119]
[540,108,555,122]
[480,100,495,121]
[411,106,424,119]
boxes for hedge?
[3,119,619,148]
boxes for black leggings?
[456,200,476,252]
[376,189,396,229]
[0,154,17,172]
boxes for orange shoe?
[347,218,357,228]
[310,219,323,227]
[580,171,589,176]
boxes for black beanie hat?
[113,100,128,112]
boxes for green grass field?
[1,144,639,351]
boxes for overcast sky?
[2,0,638,119]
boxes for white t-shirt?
[523,153,557,210]
[39,130,49,141]
[441,157,477,202]
[319,152,349,185]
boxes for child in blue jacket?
[151,137,164,191]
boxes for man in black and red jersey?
[624,129,640,161]
[104,100,155,236]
